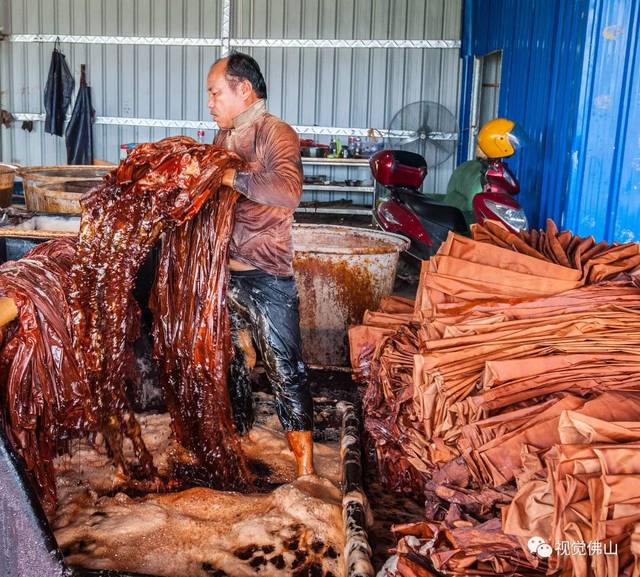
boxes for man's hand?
[222,168,236,189]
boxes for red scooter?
[371,149,527,260]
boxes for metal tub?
[292,224,409,367]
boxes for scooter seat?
[396,189,468,234]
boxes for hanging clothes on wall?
[43,39,74,137]
[65,65,95,165]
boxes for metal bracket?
[13,113,457,141]
[8,34,223,47]
[7,36,459,51]
[231,38,460,49]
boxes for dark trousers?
[227,269,313,434]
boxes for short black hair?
[223,52,267,99]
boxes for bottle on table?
[329,136,337,156]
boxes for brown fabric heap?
[503,404,640,577]
[349,295,414,384]
[150,164,254,491]
[389,518,549,577]
[0,136,248,511]
[473,219,640,284]
[351,220,640,577]
[415,221,640,318]
[0,238,93,511]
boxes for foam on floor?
[52,413,344,577]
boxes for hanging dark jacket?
[65,65,94,165]
[43,42,74,137]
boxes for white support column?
[221,0,231,56]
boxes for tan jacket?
[214,99,302,276]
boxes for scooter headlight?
[483,200,528,231]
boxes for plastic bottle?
[197,129,206,143]
[347,136,355,153]
[354,137,362,157]
[329,136,337,156]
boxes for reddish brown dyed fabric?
[0,239,93,512]
[214,99,303,276]
[71,137,247,487]
[390,518,547,576]
[378,295,416,314]
[504,410,640,577]
[361,323,428,494]
[348,303,414,383]
[0,137,249,510]
[415,220,640,319]
[150,184,253,490]
[472,219,640,284]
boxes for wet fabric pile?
[0,136,246,511]
[382,518,549,577]
[150,151,253,490]
[349,221,640,576]
[0,238,92,511]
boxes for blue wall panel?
[464,0,640,242]
[565,0,640,242]
[461,0,589,231]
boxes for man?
[207,52,315,477]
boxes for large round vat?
[292,224,409,367]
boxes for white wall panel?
[0,0,461,193]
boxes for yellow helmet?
[477,118,523,159]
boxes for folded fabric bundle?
[387,518,548,576]
[357,220,640,577]
[504,410,640,577]
[472,219,640,284]
[416,220,640,319]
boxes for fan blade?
[432,139,450,155]
[397,136,421,146]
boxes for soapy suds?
[53,414,345,577]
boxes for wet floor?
[259,368,425,573]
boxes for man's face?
[207,61,247,129]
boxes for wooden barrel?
[0,165,16,208]
[19,166,111,212]
[33,180,101,214]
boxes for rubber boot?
[286,431,315,477]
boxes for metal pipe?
[339,402,374,577]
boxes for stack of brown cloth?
[503,398,640,577]
[350,220,640,577]
[416,220,640,318]
[386,518,549,576]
